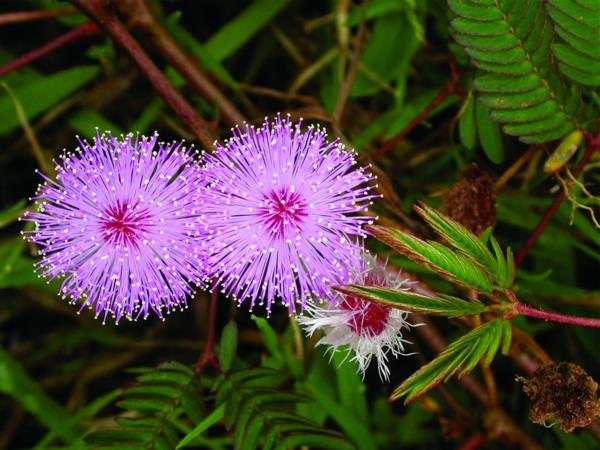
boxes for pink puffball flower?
[200,115,377,314]
[22,132,206,324]
[297,256,412,381]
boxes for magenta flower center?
[101,201,151,247]
[259,188,308,238]
[343,296,391,337]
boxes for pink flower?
[23,132,206,323]
[298,256,413,381]
[200,115,377,313]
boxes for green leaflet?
[337,284,488,317]
[218,320,238,372]
[368,224,495,292]
[177,404,226,449]
[459,91,476,150]
[204,0,291,61]
[390,320,512,403]
[213,367,354,450]
[85,362,205,448]
[548,0,600,86]
[475,99,504,163]
[0,66,99,136]
[448,0,580,144]
[413,202,496,269]
[369,205,515,290]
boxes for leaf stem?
[0,22,97,78]
[195,290,220,373]
[0,8,77,26]
[514,130,599,266]
[514,302,600,328]
[69,0,216,150]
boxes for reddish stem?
[0,22,97,78]
[515,302,600,328]
[69,0,215,150]
[458,433,486,450]
[372,60,459,162]
[514,131,599,266]
[195,290,220,373]
[117,0,246,127]
[0,8,77,26]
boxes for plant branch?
[333,0,367,125]
[195,290,220,373]
[372,60,460,162]
[0,22,97,78]
[69,0,216,150]
[117,0,246,127]
[512,302,600,328]
[0,8,77,26]
[514,131,599,265]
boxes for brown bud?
[518,362,600,432]
[444,164,496,236]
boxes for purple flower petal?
[201,115,377,313]
[23,132,207,324]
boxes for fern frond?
[449,0,581,144]
[85,362,204,450]
[213,368,353,450]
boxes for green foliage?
[458,90,476,150]
[369,224,496,292]
[213,368,353,450]
[85,362,204,449]
[547,0,600,86]
[414,202,515,288]
[475,98,504,163]
[0,66,99,136]
[337,284,488,317]
[390,320,512,403]
[204,0,291,61]
[448,0,591,144]
[1,0,599,448]
[218,320,238,372]
[0,348,81,441]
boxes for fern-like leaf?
[85,363,204,450]
[413,202,496,269]
[336,284,488,317]
[367,224,495,292]
[390,320,512,403]
[547,0,600,86]
[449,0,581,143]
[213,368,353,450]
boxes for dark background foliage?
[0,0,598,449]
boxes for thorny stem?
[117,0,246,127]
[514,130,600,265]
[512,302,600,328]
[195,290,220,373]
[69,0,216,150]
[372,60,460,162]
[0,22,97,78]
[0,8,77,26]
